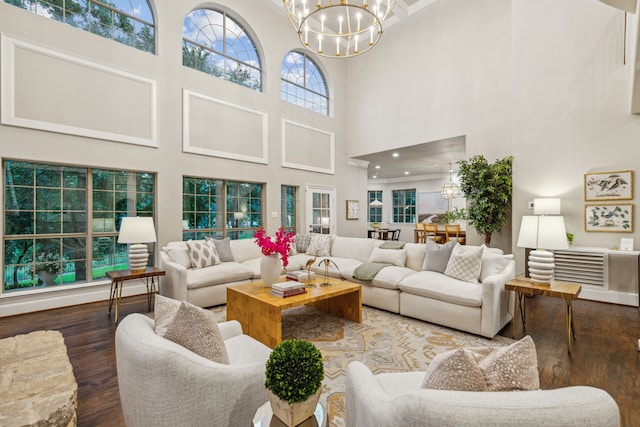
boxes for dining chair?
[415,224,427,243]
[423,223,444,244]
[390,229,401,241]
[444,223,465,244]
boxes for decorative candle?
[321,14,325,32]
[357,12,361,31]
[355,34,359,53]
[336,37,340,55]
[370,26,374,44]
[339,15,343,34]
[318,35,323,52]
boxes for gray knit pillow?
[422,239,457,273]
[163,301,229,364]
[206,237,234,262]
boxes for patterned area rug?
[209,305,513,427]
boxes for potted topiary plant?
[265,339,324,426]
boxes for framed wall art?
[619,238,634,251]
[584,203,633,232]
[584,170,633,201]
[417,192,448,223]
[346,200,359,220]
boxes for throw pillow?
[422,239,457,273]
[306,234,332,256]
[368,247,407,267]
[479,252,513,282]
[205,237,234,262]
[295,234,312,254]
[185,239,221,269]
[420,348,487,391]
[154,294,181,337]
[444,244,483,283]
[478,335,540,391]
[163,301,230,364]
[163,246,192,269]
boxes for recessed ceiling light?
[372,175,377,179]
[392,153,399,158]
[404,171,410,175]
[375,165,381,169]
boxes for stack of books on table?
[285,270,316,282]
[270,281,307,298]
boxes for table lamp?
[118,217,157,272]
[517,215,568,284]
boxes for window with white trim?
[392,189,416,223]
[281,51,329,115]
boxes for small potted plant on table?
[265,339,324,426]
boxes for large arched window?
[281,51,329,115]
[6,0,155,54]
[182,8,261,91]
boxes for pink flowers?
[254,228,296,267]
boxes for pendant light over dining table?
[283,0,397,58]
[441,163,461,199]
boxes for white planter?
[260,254,282,287]
[266,388,321,427]
[37,271,59,286]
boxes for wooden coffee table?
[227,278,362,348]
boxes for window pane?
[182,9,261,91]
[281,51,329,115]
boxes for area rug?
[209,305,513,427]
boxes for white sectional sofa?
[159,234,515,338]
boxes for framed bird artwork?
[585,203,633,232]
[584,170,633,201]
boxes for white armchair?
[345,361,620,427]
[115,313,272,427]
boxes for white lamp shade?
[369,199,383,207]
[533,198,561,215]
[517,215,568,250]
[118,217,157,244]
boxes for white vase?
[260,254,282,287]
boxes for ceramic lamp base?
[528,249,554,284]
[128,243,149,272]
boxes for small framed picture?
[620,238,634,251]
[584,203,633,232]
[346,200,359,220]
[584,170,633,201]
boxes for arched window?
[182,8,261,91]
[6,0,155,54]
[281,51,329,115]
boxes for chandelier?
[283,0,397,58]
[441,163,461,199]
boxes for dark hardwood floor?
[1,294,639,426]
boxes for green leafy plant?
[265,339,324,404]
[457,155,513,246]
[32,252,63,275]
[440,207,467,225]
[566,232,574,245]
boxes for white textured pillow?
[185,240,221,269]
[420,348,487,391]
[306,234,332,256]
[368,247,407,267]
[479,252,513,281]
[163,246,192,269]
[444,244,483,283]
[478,335,539,391]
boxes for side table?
[106,267,165,324]
[505,276,581,354]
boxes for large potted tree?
[457,155,513,246]
[265,339,324,426]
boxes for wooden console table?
[106,267,165,323]
[505,276,581,354]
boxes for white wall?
[350,0,640,269]
[0,0,368,314]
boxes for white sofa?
[160,235,515,338]
[345,361,620,426]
